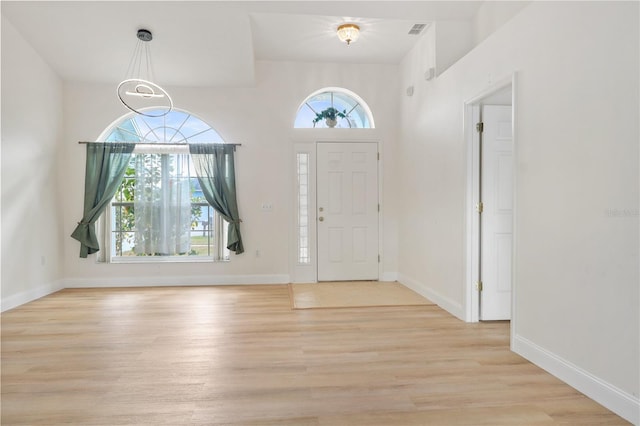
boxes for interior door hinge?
[378,254,381,263]
[476,122,484,133]
[476,202,484,213]
[476,281,483,291]
[378,203,380,212]
[377,152,380,160]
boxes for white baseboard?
[513,334,639,425]
[63,274,291,288]
[1,279,65,312]
[398,273,465,320]
[380,271,398,282]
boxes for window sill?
[109,256,229,264]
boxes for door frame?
[291,140,382,283]
[463,73,518,329]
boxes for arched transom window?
[103,108,224,143]
[294,88,375,129]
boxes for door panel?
[317,142,378,281]
[480,105,513,320]
[328,172,343,214]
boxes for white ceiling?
[251,13,429,65]
[1,1,483,87]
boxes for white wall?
[471,1,531,47]
[61,60,399,286]
[427,1,531,78]
[434,21,473,76]
[398,1,638,423]
[1,17,65,310]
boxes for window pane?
[121,232,136,256]
[191,203,213,256]
[297,153,310,264]
[294,90,373,129]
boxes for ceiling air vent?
[408,23,427,35]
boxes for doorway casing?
[463,73,517,333]
[291,139,383,284]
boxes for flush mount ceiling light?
[337,23,360,46]
[117,29,173,117]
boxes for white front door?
[317,142,379,281]
[480,105,513,320]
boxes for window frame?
[97,108,230,264]
[294,87,375,129]
[296,152,310,265]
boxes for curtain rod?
[78,141,242,147]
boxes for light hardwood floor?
[1,285,629,425]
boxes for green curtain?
[71,143,135,258]
[188,144,244,254]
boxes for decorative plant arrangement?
[313,107,348,128]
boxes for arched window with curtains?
[71,108,243,263]
[294,88,375,129]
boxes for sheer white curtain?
[134,153,191,255]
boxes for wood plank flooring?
[1,285,629,425]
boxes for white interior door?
[317,142,379,281]
[480,105,513,320]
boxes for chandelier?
[117,29,173,117]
